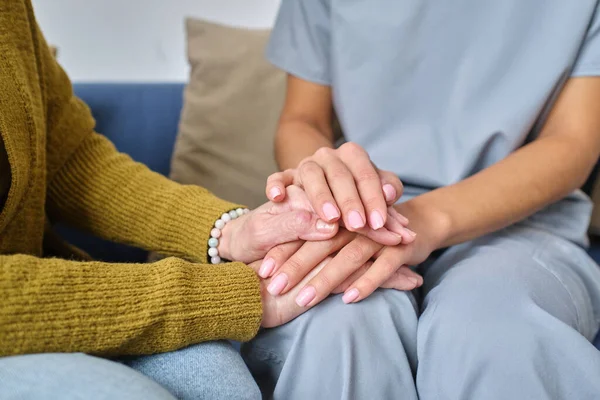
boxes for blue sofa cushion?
[56,83,185,263]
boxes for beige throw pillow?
[170,18,284,209]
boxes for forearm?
[275,119,334,170]
[48,133,240,262]
[0,254,261,357]
[400,134,599,249]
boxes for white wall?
[32,0,281,82]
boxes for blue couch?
[66,83,600,350]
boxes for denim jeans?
[0,341,260,399]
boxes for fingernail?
[342,288,360,304]
[408,277,419,287]
[383,184,396,202]
[316,219,337,232]
[269,187,282,200]
[322,202,340,221]
[348,210,365,229]
[259,258,275,278]
[295,286,317,307]
[405,228,417,237]
[369,210,385,230]
[267,273,288,296]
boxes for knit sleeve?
[0,254,262,357]
[33,13,239,262]
[47,133,242,263]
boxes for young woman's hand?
[266,142,407,233]
[250,258,332,328]
[259,202,445,308]
[220,186,413,264]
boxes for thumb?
[267,210,338,244]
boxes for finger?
[389,206,409,226]
[294,235,382,307]
[264,210,338,246]
[258,241,304,278]
[342,247,417,303]
[311,147,367,231]
[359,225,403,246]
[380,266,423,290]
[266,169,296,202]
[377,169,404,205]
[296,160,340,222]
[332,261,373,294]
[267,230,356,296]
[384,209,416,244]
[337,143,387,231]
[260,257,333,328]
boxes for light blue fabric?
[244,215,600,399]
[268,0,600,222]
[0,342,260,400]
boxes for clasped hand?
[222,143,441,327]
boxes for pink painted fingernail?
[269,187,282,200]
[342,288,360,304]
[322,202,340,221]
[267,273,288,296]
[348,210,365,229]
[295,286,317,307]
[316,219,337,232]
[259,258,275,278]
[383,184,396,202]
[369,210,385,230]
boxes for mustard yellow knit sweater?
[0,0,262,357]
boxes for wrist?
[395,196,452,251]
[209,208,248,263]
[218,219,234,261]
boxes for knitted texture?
[0,0,262,356]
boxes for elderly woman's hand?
[218,186,412,265]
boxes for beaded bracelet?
[208,208,250,264]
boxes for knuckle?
[379,261,399,278]
[326,165,351,181]
[286,211,312,231]
[314,147,333,159]
[338,197,361,212]
[340,142,365,156]
[314,191,333,204]
[362,194,384,209]
[299,160,320,176]
[269,245,290,262]
[283,257,304,277]
[354,168,380,183]
[314,273,333,292]
[357,275,378,292]
[343,245,365,264]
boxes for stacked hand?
[220,143,442,326]
[262,143,443,310]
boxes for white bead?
[221,213,232,222]
[211,256,221,264]
[229,210,238,219]
[208,238,219,248]
[208,247,219,257]
[243,209,250,214]
[210,228,221,238]
[215,219,225,229]
[236,208,244,217]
